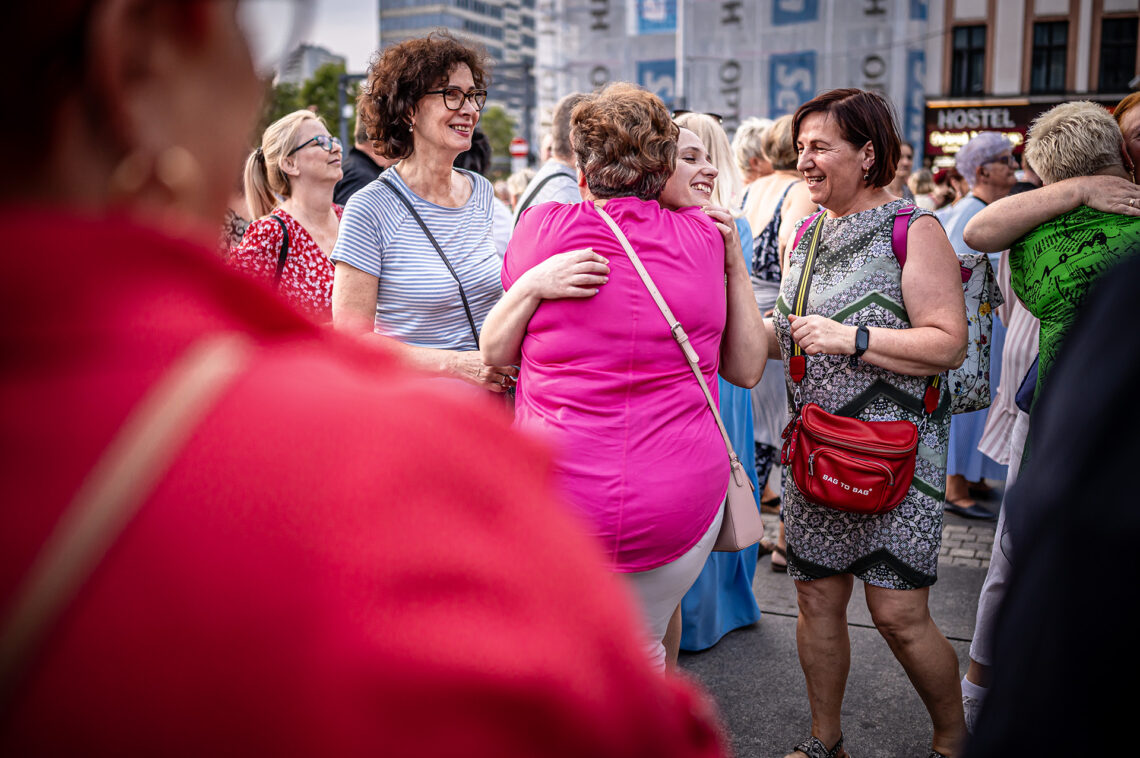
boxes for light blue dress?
[680,217,762,651]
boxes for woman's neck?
[281,178,334,227]
[825,187,896,218]
[396,148,464,206]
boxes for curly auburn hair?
[571,83,678,201]
[359,31,488,161]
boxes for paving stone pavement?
[938,481,1002,569]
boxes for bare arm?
[963,175,1140,252]
[479,249,609,366]
[331,261,519,392]
[705,207,767,388]
[764,317,782,359]
[777,181,819,276]
[787,216,967,375]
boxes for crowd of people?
[6,4,1140,756]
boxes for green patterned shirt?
[1011,206,1140,402]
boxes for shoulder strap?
[791,210,823,253]
[0,334,251,708]
[270,215,289,288]
[593,202,751,488]
[380,177,480,348]
[891,204,916,268]
[512,171,567,227]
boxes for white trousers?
[622,500,725,672]
[969,410,1030,665]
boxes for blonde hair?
[731,117,772,176]
[1025,101,1124,185]
[908,168,934,195]
[673,113,743,212]
[243,110,321,219]
[506,168,535,200]
[760,114,798,171]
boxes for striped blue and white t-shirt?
[330,167,503,351]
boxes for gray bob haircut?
[1024,101,1125,185]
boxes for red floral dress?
[229,206,342,322]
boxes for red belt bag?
[781,211,937,515]
[781,402,918,515]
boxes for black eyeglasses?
[287,134,342,156]
[423,87,488,112]
[672,110,723,124]
[987,154,1017,166]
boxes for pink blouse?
[504,197,728,572]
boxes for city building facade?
[378,0,539,148]
[925,0,1139,166]
[278,44,346,86]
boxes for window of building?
[950,25,986,96]
[1099,16,1138,93]
[1031,21,1068,94]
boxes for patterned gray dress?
[773,198,950,589]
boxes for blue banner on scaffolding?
[773,0,818,26]
[769,51,816,117]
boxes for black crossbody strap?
[512,171,567,227]
[380,178,480,348]
[269,215,289,288]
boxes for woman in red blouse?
[231,110,343,322]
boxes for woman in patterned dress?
[765,89,968,758]
[230,110,343,322]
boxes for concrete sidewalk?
[679,488,1001,758]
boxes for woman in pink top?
[481,84,766,669]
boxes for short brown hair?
[571,83,678,201]
[792,88,902,189]
[359,31,487,161]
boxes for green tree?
[479,105,516,178]
[253,62,358,146]
[300,61,357,137]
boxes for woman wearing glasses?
[330,33,516,394]
[230,110,343,322]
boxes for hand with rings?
[1077,175,1140,216]
[453,350,519,393]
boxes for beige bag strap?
[593,202,751,488]
[0,333,252,706]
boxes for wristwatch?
[852,325,870,364]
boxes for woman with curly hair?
[480,83,767,671]
[330,32,516,394]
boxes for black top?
[964,249,1140,756]
[333,147,385,207]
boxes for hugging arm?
[964,176,1140,253]
[479,249,610,366]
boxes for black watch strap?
[852,325,870,364]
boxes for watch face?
[856,327,869,353]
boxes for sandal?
[771,545,788,573]
[790,734,845,758]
